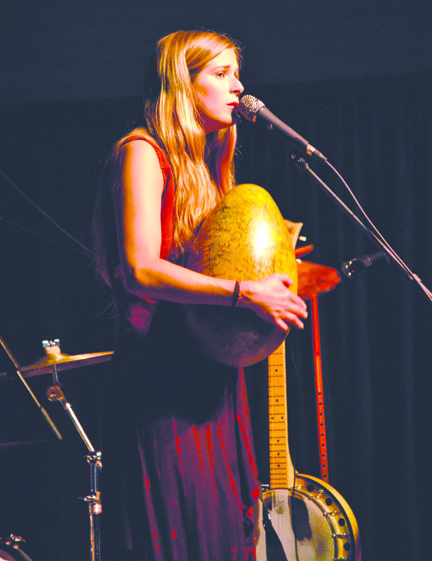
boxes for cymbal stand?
[46,350,102,561]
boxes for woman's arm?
[114,140,307,330]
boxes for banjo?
[256,340,361,561]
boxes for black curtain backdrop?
[1,72,431,561]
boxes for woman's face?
[192,48,244,134]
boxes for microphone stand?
[293,156,432,303]
[46,363,102,561]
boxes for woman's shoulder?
[115,128,170,170]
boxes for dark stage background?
[1,3,432,561]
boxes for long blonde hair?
[143,29,241,250]
[93,29,242,284]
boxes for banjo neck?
[268,340,295,489]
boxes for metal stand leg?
[47,375,102,561]
[84,451,103,561]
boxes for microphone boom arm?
[293,156,432,303]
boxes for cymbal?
[297,260,341,299]
[0,349,113,380]
[22,350,113,377]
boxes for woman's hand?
[238,273,308,331]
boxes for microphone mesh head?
[238,95,265,122]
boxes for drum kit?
[0,336,113,561]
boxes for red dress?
[101,133,260,561]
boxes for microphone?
[238,94,327,163]
[341,251,389,278]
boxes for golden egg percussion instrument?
[183,183,300,367]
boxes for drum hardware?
[0,337,59,560]
[0,341,113,380]
[0,534,34,561]
[1,337,112,561]
[43,339,102,561]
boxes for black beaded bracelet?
[232,280,241,306]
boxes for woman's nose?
[232,77,244,95]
